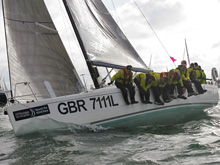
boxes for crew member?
[176,64,196,97]
[151,72,168,105]
[188,63,195,80]
[192,63,207,94]
[168,70,187,100]
[160,71,172,102]
[199,66,207,84]
[108,65,138,105]
[134,73,155,104]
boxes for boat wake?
[15,117,68,136]
[67,124,109,133]
[15,116,110,136]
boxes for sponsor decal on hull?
[13,105,50,121]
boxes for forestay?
[2,0,84,101]
[64,0,151,72]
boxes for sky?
[101,0,220,75]
[1,0,220,88]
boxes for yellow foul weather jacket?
[111,68,133,85]
[135,73,153,92]
[168,69,184,87]
[152,72,167,87]
[202,70,207,84]
[177,66,190,81]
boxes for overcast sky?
[102,0,220,75]
[1,0,220,88]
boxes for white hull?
[6,84,219,135]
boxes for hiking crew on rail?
[108,63,207,105]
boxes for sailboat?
[1,0,218,136]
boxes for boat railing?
[13,82,38,102]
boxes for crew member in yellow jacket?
[157,71,173,103]
[188,63,196,80]
[151,72,168,105]
[168,69,187,100]
[177,62,196,97]
[108,65,138,105]
[134,73,155,104]
[192,63,207,94]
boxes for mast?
[185,39,190,66]
[62,0,100,89]
[1,0,13,98]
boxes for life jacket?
[122,68,132,84]
[160,73,167,79]
[164,72,169,77]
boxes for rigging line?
[132,0,176,66]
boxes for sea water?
[1,94,220,165]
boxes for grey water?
[1,98,220,164]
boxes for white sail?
[3,0,84,101]
[64,0,150,72]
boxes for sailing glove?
[108,81,113,85]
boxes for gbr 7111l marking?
[90,95,119,110]
[57,95,119,115]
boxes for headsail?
[2,0,84,101]
[63,0,151,73]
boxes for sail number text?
[58,95,119,114]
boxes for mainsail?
[63,0,150,72]
[2,0,84,101]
